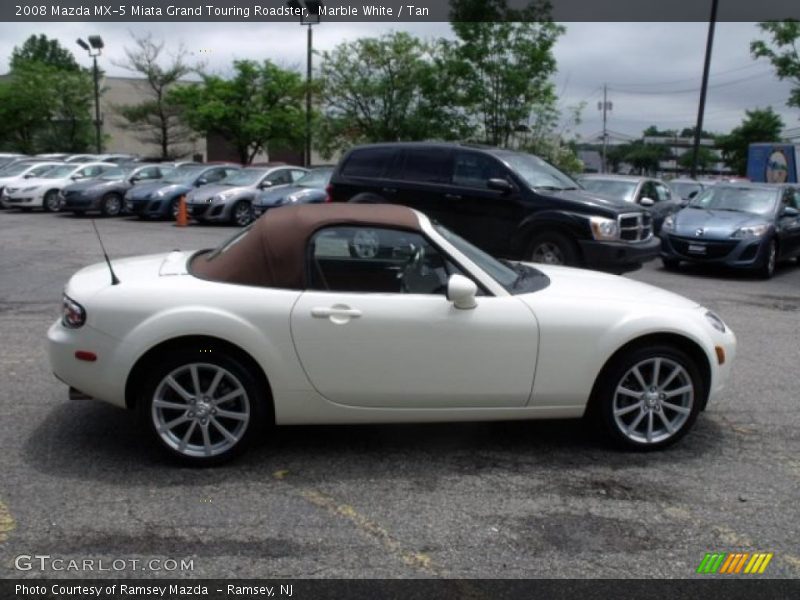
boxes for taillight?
[324,184,333,203]
[62,294,86,328]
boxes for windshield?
[496,151,578,190]
[42,165,79,178]
[0,162,34,177]
[163,166,204,184]
[221,169,267,186]
[671,182,704,198]
[581,179,637,202]
[297,168,333,188]
[205,225,252,260]
[434,223,519,289]
[688,187,778,216]
[98,167,132,180]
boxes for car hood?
[188,184,248,203]
[545,188,639,216]
[67,251,190,301]
[672,208,769,238]
[257,185,325,206]
[521,264,699,310]
[127,182,190,200]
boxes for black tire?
[73,210,85,217]
[231,200,253,227]
[756,238,777,279]
[43,190,61,213]
[100,193,123,217]
[527,231,580,266]
[168,197,181,221]
[136,347,269,466]
[591,344,704,451]
[662,257,681,271]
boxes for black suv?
[328,143,659,272]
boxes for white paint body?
[2,162,113,208]
[48,212,736,425]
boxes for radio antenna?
[90,219,120,285]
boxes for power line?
[609,71,774,95]
[606,61,763,89]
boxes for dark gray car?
[61,164,172,216]
[253,167,333,218]
[186,165,307,226]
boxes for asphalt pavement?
[0,209,798,579]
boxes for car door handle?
[311,307,363,319]
[381,187,397,194]
[444,193,462,200]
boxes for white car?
[3,162,114,211]
[0,161,64,200]
[48,204,736,465]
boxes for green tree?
[717,108,784,175]
[113,33,197,159]
[678,146,717,172]
[643,125,677,137]
[522,101,585,174]
[450,0,564,146]
[10,34,80,72]
[170,60,305,164]
[316,32,469,157]
[751,20,800,111]
[622,141,671,175]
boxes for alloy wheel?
[151,363,251,458]
[611,357,694,445]
[233,202,252,227]
[45,192,61,212]
[530,242,564,265]
[103,195,122,216]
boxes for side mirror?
[487,178,513,194]
[782,206,799,218]
[688,190,699,199]
[70,174,82,180]
[639,197,655,207]
[195,177,208,187]
[447,274,477,310]
[259,180,273,189]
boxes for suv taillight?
[324,184,333,203]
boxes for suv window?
[308,226,461,295]
[654,182,672,202]
[399,149,451,184]
[452,152,507,189]
[341,148,396,178]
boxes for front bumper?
[125,197,169,217]
[578,236,660,273]
[3,192,44,208]
[187,202,230,222]
[660,234,766,269]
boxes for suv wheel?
[528,232,579,266]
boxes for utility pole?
[92,54,101,153]
[306,24,312,168]
[598,84,612,173]
[690,0,719,179]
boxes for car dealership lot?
[1,210,799,578]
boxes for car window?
[654,182,672,202]
[792,190,800,210]
[79,165,105,177]
[452,151,508,189]
[290,169,307,182]
[204,168,227,183]
[341,148,396,178]
[783,188,799,210]
[138,167,161,179]
[308,226,463,295]
[267,169,292,185]
[398,149,452,184]
[638,181,657,203]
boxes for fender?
[511,210,592,256]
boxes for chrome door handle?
[311,307,363,319]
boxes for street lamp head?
[88,35,104,50]
[76,38,90,51]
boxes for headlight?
[661,215,675,231]
[705,311,726,333]
[589,216,619,241]
[731,224,769,238]
[62,294,86,329]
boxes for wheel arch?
[512,212,587,260]
[587,332,712,415]
[124,335,274,420]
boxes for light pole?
[690,0,719,179]
[597,84,612,173]
[287,0,323,168]
[77,35,104,154]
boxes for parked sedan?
[660,183,800,278]
[2,162,113,212]
[253,167,333,218]
[669,178,709,202]
[187,165,307,226]
[579,174,682,234]
[125,164,240,220]
[48,203,736,465]
[61,164,173,216]
[0,160,63,200]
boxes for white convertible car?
[48,204,736,465]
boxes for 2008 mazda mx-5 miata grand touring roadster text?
[48,204,736,465]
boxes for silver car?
[186,165,307,226]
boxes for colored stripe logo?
[696,552,773,574]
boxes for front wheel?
[137,349,267,466]
[756,238,777,279]
[43,190,61,212]
[231,200,253,227]
[527,232,579,266]
[593,345,703,450]
[101,193,123,217]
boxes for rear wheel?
[527,232,579,266]
[137,349,267,466]
[100,193,123,217]
[43,190,61,212]
[593,344,703,450]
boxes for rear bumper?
[578,236,660,273]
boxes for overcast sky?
[0,21,797,141]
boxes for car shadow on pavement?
[23,401,727,486]
[659,261,799,281]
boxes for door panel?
[290,292,538,409]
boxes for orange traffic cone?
[175,195,188,227]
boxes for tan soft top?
[190,203,421,289]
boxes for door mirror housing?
[639,197,655,207]
[487,178,513,194]
[447,274,477,310]
[259,180,273,189]
[781,206,799,218]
